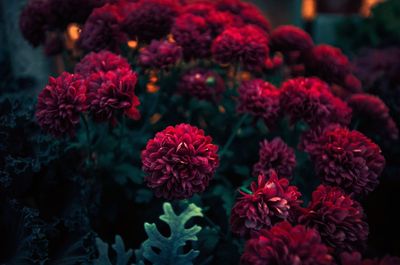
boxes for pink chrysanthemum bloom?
[138,40,182,69]
[177,68,225,101]
[305,126,385,197]
[171,13,213,60]
[122,0,179,43]
[86,68,140,124]
[212,25,269,71]
[253,138,296,179]
[241,221,335,265]
[348,93,399,140]
[19,0,50,47]
[230,171,302,238]
[280,77,352,127]
[270,25,314,52]
[78,4,126,52]
[237,79,281,127]
[74,51,131,77]
[299,185,369,252]
[141,124,219,200]
[36,72,87,137]
[340,251,400,265]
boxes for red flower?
[177,68,225,101]
[240,221,334,265]
[138,40,182,69]
[348,93,398,140]
[171,13,213,60]
[212,25,269,71]
[299,185,369,252]
[237,79,281,128]
[304,44,351,86]
[36,72,87,137]
[230,171,302,237]
[270,25,314,52]
[19,0,50,47]
[74,51,131,77]
[340,252,400,265]
[78,4,126,52]
[86,68,140,124]
[306,127,385,196]
[280,77,352,127]
[141,124,219,200]
[253,138,296,179]
[122,0,179,43]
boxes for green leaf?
[94,235,133,265]
[140,202,203,265]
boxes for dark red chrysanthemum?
[177,68,225,101]
[270,25,314,52]
[237,79,281,128]
[74,51,131,77]
[138,40,182,69]
[86,68,140,124]
[122,0,179,43]
[280,77,352,127]
[230,171,302,237]
[305,127,385,196]
[44,33,65,56]
[19,0,50,46]
[36,72,86,137]
[340,252,400,265]
[241,221,334,265]
[171,13,213,60]
[304,44,351,85]
[253,138,296,179]
[182,1,215,17]
[298,123,342,154]
[299,185,369,252]
[141,123,219,200]
[78,4,126,52]
[348,93,398,140]
[212,25,269,71]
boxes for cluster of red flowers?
[36,51,140,136]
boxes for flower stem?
[219,114,248,158]
[80,114,91,161]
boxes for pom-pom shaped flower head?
[177,68,225,101]
[305,127,385,197]
[270,25,314,52]
[86,68,140,124]
[253,137,296,179]
[36,72,87,137]
[19,0,50,46]
[348,93,398,140]
[123,0,179,43]
[75,51,131,77]
[230,171,302,237]
[240,221,334,265]
[212,25,269,71]
[172,13,213,60]
[299,185,369,253]
[78,4,126,52]
[340,251,400,265]
[138,40,182,69]
[280,77,352,127]
[237,79,281,128]
[142,124,219,200]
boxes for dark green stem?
[219,114,248,158]
[81,114,91,160]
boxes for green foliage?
[94,235,133,265]
[140,202,203,265]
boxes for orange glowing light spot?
[67,23,81,41]
[150,113,162,124]
[240,71,251,81]
[149,75,158,83]
[167,34,175,43]
[147,83,160,93]
[127,40,138,49]
[361,0,383,17]
[218,105,226,113]
[302,0,316,21]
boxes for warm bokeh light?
[67,23,81,41]
[146,83,160,93]
[127,40,138,49]
[150,113,162,124]
[361,0,384,17]
[302,0,316,20]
